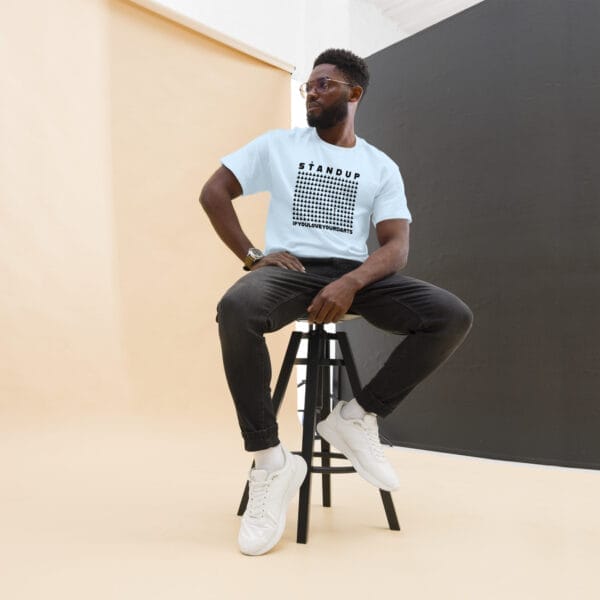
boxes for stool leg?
[320,440,332,507]
[236,459,254,516]
[320,334,332,507]
[296,327,321,543]
[380,490,401,531]
[237,331,303,517]
[336,330,401,532]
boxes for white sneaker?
[238,448,307,556]
[316,401,399,492]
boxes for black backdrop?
[339,0,600,469]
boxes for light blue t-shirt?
[221,127,411,262]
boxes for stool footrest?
[292,450,348,461]
[294,358,344,366]
[291,450,357,474]
[311,466,356,474]
[312,451,347,460]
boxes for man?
[200,49,473,556]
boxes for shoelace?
[361,421,387,462]
[247,478,272,519]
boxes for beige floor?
[1,412,599,600]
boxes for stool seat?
[237,319,400,544]
[295,313,361,324]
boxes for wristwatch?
[243,247,264,271]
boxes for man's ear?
[349,85,363,103]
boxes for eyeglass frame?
[299,76,359,98]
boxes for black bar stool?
[237,316,401,544]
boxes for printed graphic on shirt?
[292,162,360,234]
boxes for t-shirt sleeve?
[220,132,271,196]
[372,161,412,225]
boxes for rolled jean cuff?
[356,390,395,418]
[242,424,280,452]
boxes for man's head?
[303,49,370,129]
[313,49,370,95]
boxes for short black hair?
[313,48,370,96]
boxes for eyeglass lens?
[300,77,329,97]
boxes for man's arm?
[199,166,249,262]
[200,166,304,271]
[306,218,410,323]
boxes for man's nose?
[306,86,319,100]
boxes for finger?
[284,260,303,271]
[313,302,336,324]
[264,253,298,271]
[306,300,321,323]
[306,294,323,318]
[322,306,340,324]
[268,256,289,269]
[330,310,342,324]
[252,259,277,270]
[283,253,305,272]
[325,300,347,323]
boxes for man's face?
[305,64,351,129]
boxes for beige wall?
[0,0,291,425]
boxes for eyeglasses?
[299,76,354,98]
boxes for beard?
[306,97,348,128]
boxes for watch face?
[244,248,264,268]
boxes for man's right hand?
[252,251,305,272]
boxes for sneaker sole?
[241,455,307,556]
[316,420,398,492]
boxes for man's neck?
[315,121,357,148]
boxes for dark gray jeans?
[217,258,473,451]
